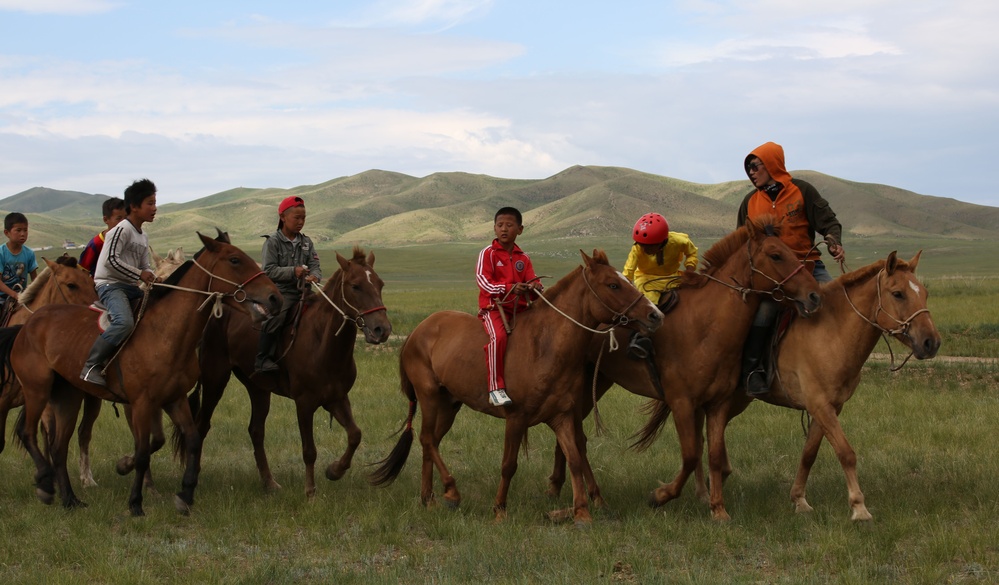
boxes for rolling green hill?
[4,166,998,255]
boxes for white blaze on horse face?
[616,271,630,284]
[908,278,921,295]
[365,269,373,285]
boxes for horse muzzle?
[794,291,822,318]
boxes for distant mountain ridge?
[4,166,998,251]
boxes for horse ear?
[885,251,899,275]
[908,250,922,272]
[214,227,231,243]
[367,250,376,268]
[336,251,349,271]
[198,232,220,252]
[149,246,164,266]
[592,249,609,265]
[43,257,57,270]
[579,249,594,268]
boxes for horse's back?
[401,310,486,394]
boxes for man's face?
[493,214,523,245]
[746,158,773,189]
[105,208,127,229]
[135,195,157,223]
[282,206,307,235]
[4,223,28,246]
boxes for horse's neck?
[305,273,355,354]
[820,277,885,356]
[529,281,613,354]
[143,270,219,349]
[682,256,762,336]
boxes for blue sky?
[1,0,997,207]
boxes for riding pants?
[479,308,510,392]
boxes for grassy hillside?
[4,166,998,255]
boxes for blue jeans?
[96,283,144,346]
[812,260,833,284]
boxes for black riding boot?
[79,336,118,387]
[740,325,773,396]
[255,329,279,373]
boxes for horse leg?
[546,414,593,527]
[15,374,57,505]
[48,388,86,509]
[692,407,709,503]
[704,406,733,521]
[247,389,281,492]
[790,419,825,515]
[0,380,22,454]
[547,444,567,499]
[649,400,700,509]
[162,397,202,515]
[324,398,361,482]
[417,397,461,508]
[294,402,320,499]
[806,405,871,521]
[492,416,527,523]
[125,402,154,517]
[76,395,102,487]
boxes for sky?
[1,0,997,207]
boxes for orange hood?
[745,141,793,186]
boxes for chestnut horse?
[370,250,663,526]
[639,251,940,521]
[0,256,97,455]
[186,246,391,498]
[547,217,824,520]
[0,233,281,516]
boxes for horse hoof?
[174,495,192,516]
[81,476,99,489]
[36,488,54,505]
[115,456,135,476]
[64,498,88,510]
[574,518,592,530]
[263,479,282,492]
[443,497,460,510]
[325,463,347,481]
[545,508,574,523]
[647,491,666,509]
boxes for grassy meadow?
[0,238,997,584]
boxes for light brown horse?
[370,250,663,526]
[640,251,940,521]
[546,217,824,520]
[0,256,97,456]
[0,233,281,516]
[187,246,391,498]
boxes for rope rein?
[310,276,387,336]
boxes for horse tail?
[0,325,24,389]
[629,399,672,452]
[171,381,202,463]
[368,361,418,486]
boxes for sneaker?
[488,389,513,407]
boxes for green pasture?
[0,240,997,584]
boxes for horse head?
[581,248,663,335]
[330,246,392,344]
[195,232,282,322]
[19,256,97,308]
[876,250,941,359]
[745,216,822,317]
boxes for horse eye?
[892,290,903,299]
[769,253,782,261]
[67,283,78,290]
[229,257,240,265]
[609,283,619,290]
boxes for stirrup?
[628,335,653,360]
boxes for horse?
[0,233,281,516]
[185,246,391,498]
[151,246,187,280]
[546,216,824,521]
[0,256,97,456]
[369,249,664,526]
[637,251,941,521]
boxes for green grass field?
[0,240,997,584]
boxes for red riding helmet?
[632,213,669,244]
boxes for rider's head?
[633,213,669,256]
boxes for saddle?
[0,296,17,328]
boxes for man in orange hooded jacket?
[736,141,845,395]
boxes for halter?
[310,273,387,336]
[700,230,808,302]
[842,268,932,371]
[153,257,268,317]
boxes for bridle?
[153,256,269,317]
[701,229,809,303]
[310,271,387,336]
[842,268,931,371]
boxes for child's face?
[640,242,665,255]
[105,208,127,229]
[281,206,307,236]
[132,195,157,224]
[4,223,28,247]
[493,214,523,246]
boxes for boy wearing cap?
[255,195,322,373]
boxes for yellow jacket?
[623,231,698,302]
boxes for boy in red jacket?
[476,207,543,407]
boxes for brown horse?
[639,251,941,521]
[187,246,391,498]
[369,250,663,526]
[0,256,97,455]
[546,217,824,520]
[0,233,281,516]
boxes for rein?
[310,275,387,336]
[700,234,808,302]
[841,268,931,371]
[154,259,267,317]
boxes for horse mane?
[837,259,889,288]
[148,260,196,301]
[322,246,369,293]
[18,265,53,306]
[679,215,783,289]
[538,250,609,300]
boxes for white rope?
[309,280,350,336]
[531,291,620,352]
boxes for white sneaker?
[488,389,513,407]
